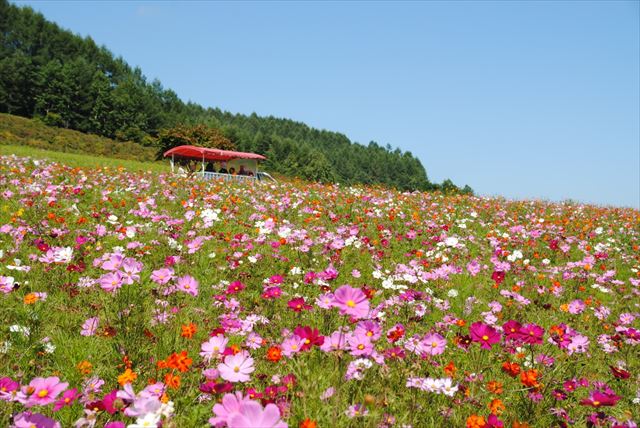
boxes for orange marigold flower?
[229,344,241,355]
[466,414,486,428]
[299,418,317,428]
[23,293,38,304]
[117,368,137,386]
[489,398,505,415]
[181,322,197,339]
[512,422,531,428]
[164,373,181,389]
[266,346,282,362]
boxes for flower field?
[1,153,639,428]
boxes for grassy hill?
[0,112,159,163]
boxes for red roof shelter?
[163,145,266,162]
[164,145,269,182]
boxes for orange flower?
[466,415,486,428]
[512,422,531,428]
[486,381,503,395]
[167,351,192,372]
[299,419,317,428]
[444,361,457,377]
[77,360,92,375]
[181,323,197,339]
[489,398,505,415]
[266,346,282,362]
[520,369,540,388]
[117,368,137,386]
[501,361,521,377]
[164,373,181,389]
[23,293,38,304]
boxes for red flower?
[610,366,631,380]
[287,297,312,312]
[293,326,324,350]
[491,271,505,284]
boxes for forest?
[0,0,472,193]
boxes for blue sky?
[17,1,640,207]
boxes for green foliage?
[156,124,235,159]
[0,0,474,195]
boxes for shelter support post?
[171,154,175,173]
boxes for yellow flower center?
[431,342,438,348]
[233,366,240,373]
[37,389,48,398]
[346,300,355,308]
[593,400,600,406]
[482,335,489,341]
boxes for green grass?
[0,144,169,173]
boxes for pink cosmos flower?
[120,258,143,284]
[101,253,124,271]
[0,377,20,401]
[281,335,306,357]
[469,322,501,349]
[209,391,253,427]
[320,331,348,352]
[200,335,229,362]
[176,275,199,296]
[21,376,69,407]
[227,401,287,428]
[12,412,61,428]
[347,333,374,357]
[81,317,100,336]
[52,388,79,412]
[0,275,16,294]
[98,271,123,292]
[332,285,370,319]
[150,267,174,285]
[217,351,255,383]
[421,333,446,356]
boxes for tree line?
[0,0,472,194]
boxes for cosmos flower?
[470,322,501,349]
[332,285,370,319]
[217,351,255,383]
[176,275,199,296]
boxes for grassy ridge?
[0,113,158,163]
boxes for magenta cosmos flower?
[469,322,501,349]
[580,390,621,407]
[332,285,370,319]
[217,351,255,383]
[22,376,69,407]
